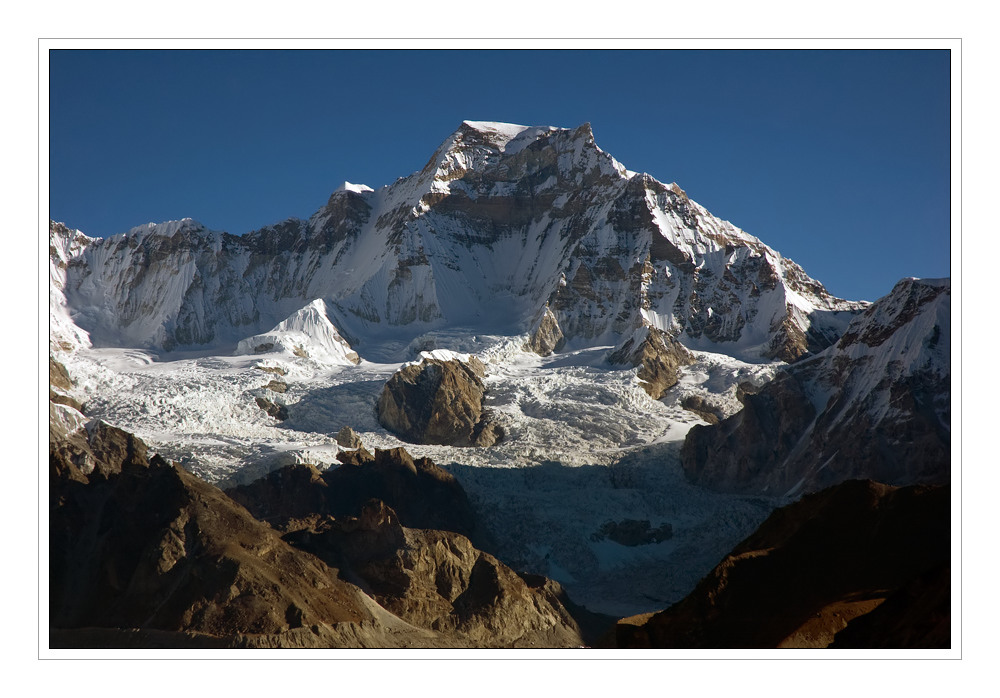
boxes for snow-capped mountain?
[681,277,951,497]
[50,120,865,362]
[47,120,950,625]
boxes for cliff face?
[612,480,950,649]
[226,445,479,539]
[280,500,586,648]
[681,277,950,497]
[50,422,400,647]
[50,121,863,363]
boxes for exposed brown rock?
[49,356,85,413]
[50,427,462,648]
[50,415,151,484]
[254,396,288,421]
[830,564,951,649]
[254,364,288,376]
[223,447,589,646]
[525,306,565,356]
[608,326,694,400]
[226,446,478,540]
[50,355,73,391]
[50,388,85,414]
[761,306,811,362]
[376,356,504,447]
[680,395,724,424]
[264,379,287,393]
[335,425,363,449]
[612,480,950,649]
[282,500,584,648]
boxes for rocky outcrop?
[525,306,565,356]
[376,355,504,447]
[51,421,584,648]
[254,396,288,421]
[254,364,287,376]
[224,447,592,646]
[226,446,478,539]
[611,480,950,649]
[50,412,150,484]
[608,326,695,400]
[679,395,725,424]
[682,372,817,492]
[681,277,950,496]
[49,355,85,413]
[335,425,363,449]
[50,427,458,648]
[829,564,951,649]
[50,356,73,392]
[282,500,585,647]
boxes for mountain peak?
[456,120,555,151]
[452,120,598,156]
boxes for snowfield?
[58,333,780,617]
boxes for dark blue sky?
[48,48,951,302]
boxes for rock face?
[525,306,565,356]
[335,425,363,449]
[376,355,504,447]
[612,480,950,649]
[50,426,454,649]
[828,564,951,649]
[681,277,950,496]
[49,355,73,392]
[49,121,864,362]
[51,420,585,648]
[225,446,592,646]
[679,395,725,424]
[49,355,85,413]
[226,446,478,540]
[607,326,695,400]
[282,500,585,648]
[254,396,288,421]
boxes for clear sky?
[48,48,951,302]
